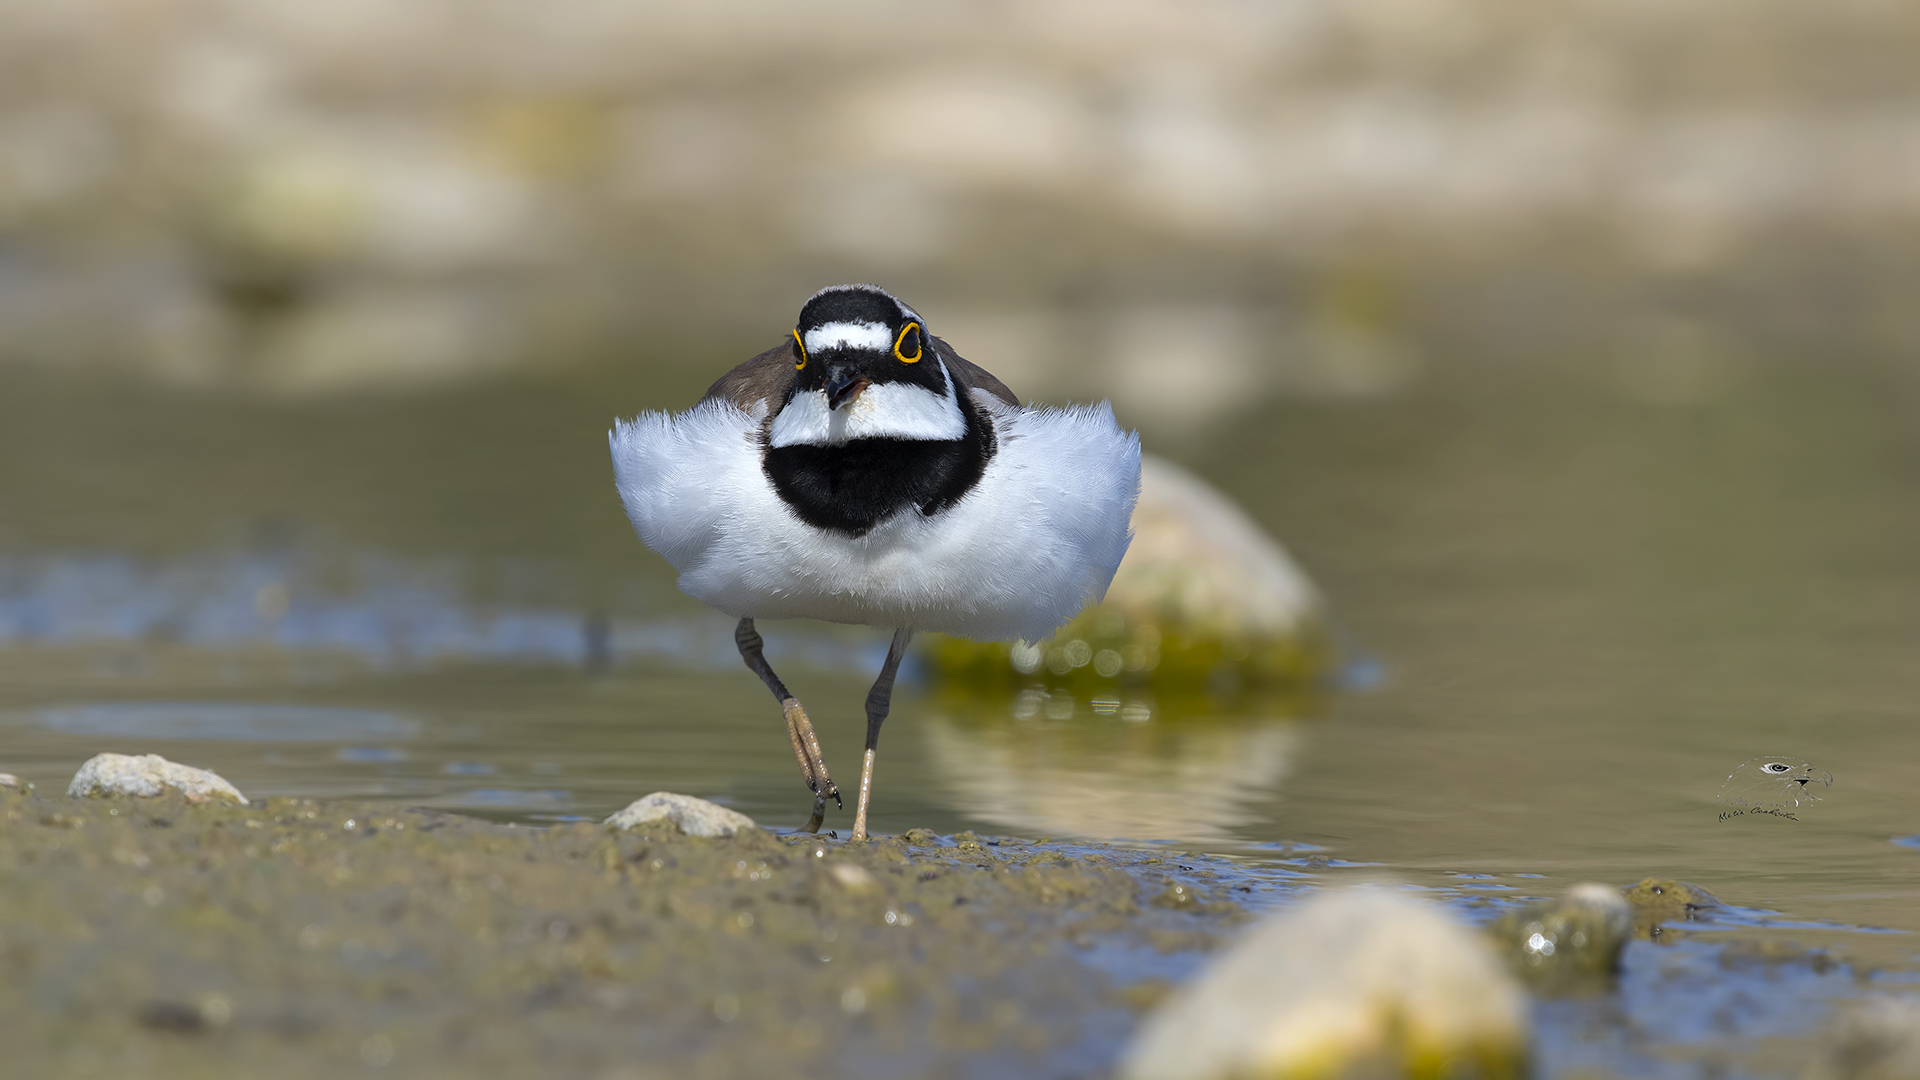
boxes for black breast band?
[763,397,995,537]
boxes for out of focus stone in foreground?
[1806,996,1920,1080]
[930,454,1327,702]
[1120,887,1529,1080]
[604,792,757,837]
[67,753,247,805]
[1488,883,1633,994]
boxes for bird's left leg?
[851,627,915,842]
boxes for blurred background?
[5,0,1919,403]
[3,0,1920,899]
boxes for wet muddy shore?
[0,788,1267,1079]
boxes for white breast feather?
[768,369,965,447]
[610,392,1141,642]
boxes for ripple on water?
[33,702,418,742]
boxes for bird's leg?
[851,627,915,842]
[735,617,839,832]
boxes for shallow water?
[3,356,1920,1075]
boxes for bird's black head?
[790,284,945,410]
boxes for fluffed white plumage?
[610,391,1140,643]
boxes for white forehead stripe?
[804,321,892,354]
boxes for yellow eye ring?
[894,321,923,363]
[792,329,807,371]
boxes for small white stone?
[1120,887,1529,1080]
[67,753,247,805]
[0,773,24,791]
[604,792,757,837]
[828,863,879,892]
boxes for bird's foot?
[783,697,841,817]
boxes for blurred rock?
[0,772,25,792]
[1120,887,1530,1080]
[67,753,247,805]
[827,863,880,893]
[928,454,1327,702]
[1805,997,1920,1080]
[1623,877,1722,945]
[605,792,757,837]
[1488,882,1632,994]
[1624,878,1720,924]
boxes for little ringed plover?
[611,284,1140,839]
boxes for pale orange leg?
[736,617,839,832]
[851,627,914,842]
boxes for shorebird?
[611,284,1139,839]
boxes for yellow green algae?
[926,605,1332,710]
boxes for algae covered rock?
[1120,888,1530,1080]
[929,454,1328,706]
[67,753,246,805]
[1625,878,1719,921]
[1488,882,1632,993]
[605,792,757,837]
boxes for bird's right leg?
[735,617,840,833]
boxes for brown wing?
[932,335,1021,408]
[699,340,799,412]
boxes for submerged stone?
[1120,887,1530,1080]
[604,792,757,837]
[67,753,246,805]
[928,454,1330,704]
[1488,882,1632,993]
[1623,877,1720,932]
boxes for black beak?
[825,369,868,411]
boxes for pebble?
[1807,996,1920,1080]
[1488,882,1632,993]
[0,773,26,792]
[67,753,247,805]
[1120,887,1529,1080]
[604,792,757,837]
[1623,877,1720,933]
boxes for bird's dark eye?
[894,322,922,363]
[792,329,808,371]
[1765,763,1791,773]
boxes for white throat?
[769,364,966,448]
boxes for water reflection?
[921,699,1303,845]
